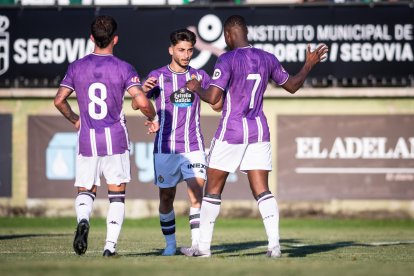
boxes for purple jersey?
[60,53,141,157]
[209,46,289,144]
[147,65,210,154]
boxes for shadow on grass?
[283,240,414,257]
[123,249,164,257]
[218,239,297,257]
[212,239,414,258]
[0,233,70,240]
[112,239,414,258]
[283,241,360,257]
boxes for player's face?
[169,40,194,69]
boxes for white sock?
[160,210,176,247]
[105,202,125,253]
[189,207,201,247]
[75,192,95,223]
[198,195,221,252]
[257,192,280,249]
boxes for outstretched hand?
[145,119,159,135]
[186,79,201,93]
[306,44,329,67]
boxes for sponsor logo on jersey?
[131,76,140,83]
[187,163,206,169]
[170,87,195,108]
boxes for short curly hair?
[170,29,196,46]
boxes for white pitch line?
[368,241,414,246]
[295,167,414,174]
[287,241,414,247]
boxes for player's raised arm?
[128,85,157,121]
[186,79,223,105]
[54,86,80,129]
[282,44,328,94]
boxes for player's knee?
[160,187,176,201]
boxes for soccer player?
[132,29,212,256]
[181,15,328,258]
[54,15,158,257]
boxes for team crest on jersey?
[212,69,221,80]
[158,175,164,183]
[170,87,195,108]
[131,76,140,83]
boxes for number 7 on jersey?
[247,73,261,109]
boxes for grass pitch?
[0,217,413,276]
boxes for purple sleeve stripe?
[210,83,225,91]
[60,84,74,91]
[126,83,142,91]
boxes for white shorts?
[154,150,207,188]
[75,151,131,190]
[207,139,272,173]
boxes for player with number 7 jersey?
[209,46,288,144]
[182,15,328,258]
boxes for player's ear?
[113,35,119,46]
[168,46,173,56]
[90,34,95,43]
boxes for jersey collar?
[167,64,190,75]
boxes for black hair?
[170,29,196,46]
[91,15,117,49]
[224,15,248,33]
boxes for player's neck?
[233,40,250,49]
[169,62,188,73]
[93,46,113,55]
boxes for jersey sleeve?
[199,70,211,90]
[124,63,142,91]
[209,53,232,91]
[270,55,289,85]
[60,62,75,91]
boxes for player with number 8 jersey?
[55,15,157,257]
[60,55,139,156]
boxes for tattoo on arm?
[55,89,79,125]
